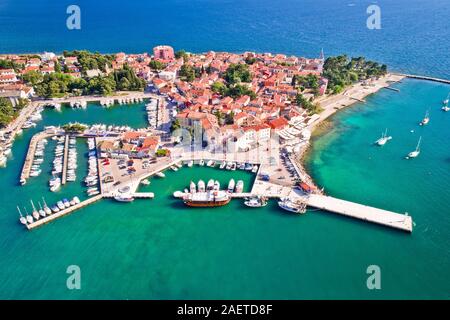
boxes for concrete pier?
[399,73,450,85]
[61,135,69,185]
[304,194,413,232]
[20,132,54,184]
[26,195,103,230]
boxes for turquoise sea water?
[0,0,449,299]
[0,81,449,299]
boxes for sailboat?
[42,197,52,215]
[24,207,33,224]
[18,206,27,225]
[442,93,450,111]
[406,136,421,159]
[38,201,46,218]
[419,110,430,126]
[30,200,40,220]
[375,128,392,146]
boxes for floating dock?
[304,194,413,232]
[400,74,450,85]
[26,195,103,230]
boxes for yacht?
[24,208,34,224]
[190,181,196,193]
[63,198,71,208]
[114,194,135,202]
[375,128,392,146]
[406,136,422,159]
[244,196,268,208]
[207,179,215,190]
[228,179,235,193]
[278,197,307,214]
[18,206,27,225]
[235,180,244,193]
[197,180,206,192]
[419,110,430,126]
[57,201,65,210]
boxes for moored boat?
[228,179,235,193]
[183,190,231,207]
[244,196,268,208]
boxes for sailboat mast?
[416,136,422,151]
[17,206,23,217]
[30,199,36,211]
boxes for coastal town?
[0,45,414,232]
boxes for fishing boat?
[375,128,392,146]
[278,197,307,214]
[244,196,268,208]
[197,180,206,192]
[228,179,235,193]
[18,206,27,225]
[219,161,226,169]
[183,190,231,207]
[406,136,422,159]
[189,181,196,193]
[419,110,430,126]
[235,180,244,193]
[207,179,215,190]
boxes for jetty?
[303,194,413,232]
[20,132,54,183]
[399,73,450,85]
[61,135,70,185]
[26,195,103,230]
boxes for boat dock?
[103,192,154,199]
[20,132,54,184]
[26,195,103,230]
[303,194,413,232]
[61,135,70,185]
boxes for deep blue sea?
[0,0,449,299]
[0,0,449,78]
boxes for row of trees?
[0,98,28,128]
[295,93,322,115]
[292,74,320,96]
[323,55,387,94]
[27,65,144,98]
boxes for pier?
[396,73,450,85]
[20,132,54,183]
[61,135,70,185]
[303,194,413,232]
[26,195,103,230]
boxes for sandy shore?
[294,73,405,189]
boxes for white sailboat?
[419,110,430,126]
[442,93,450,111]
[406,136,422,159]
[42,197,52,215]
[375,128,392,146]
[38,201,46,218]
[24,207,34,224]
[18,206,27,225]
[30,200,40,220]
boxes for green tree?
[224,63,252,84]
[149,60,165,71]
[22,71,43,86]
[179,64,196,82]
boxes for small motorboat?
[244,196,268,208]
